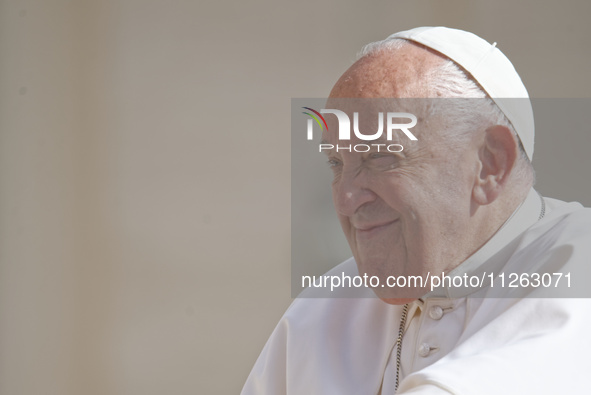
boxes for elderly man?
[242,27,591,394]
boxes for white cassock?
[242,189,591,394]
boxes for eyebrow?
[319,140,334,155]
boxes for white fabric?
[387,27,535,160]
[242,192,591,394]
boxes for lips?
[354,219,398,238]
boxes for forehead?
[320,46,461,151]
[319,97,445,148]
[328,43,447,99]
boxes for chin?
[370,282,427,305]
[379,297,418,305]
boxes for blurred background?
[1,1,590,394]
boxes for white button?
[429,306,444,320]
[418,343,431,357]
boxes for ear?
[472,125,518,206]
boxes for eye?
[367,152,399,168]
[327,158,342,168]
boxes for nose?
[332,166,377,217]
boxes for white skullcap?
[387,26,535,160]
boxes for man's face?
[323,51,481,303]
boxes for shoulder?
[282,257,398,343]
[489,197,591,298]
[242,258,402,395]
[400,298,591,394]
[540,196,591,234]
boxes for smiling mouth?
[354,220,398,238]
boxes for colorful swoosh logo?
[302,107,329,131]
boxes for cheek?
[373,177,416,211]
[437,152,479,194]
[336,213,352,235]
[431,173,474,216]
[375,181,445,242]
[334,208,356,247]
